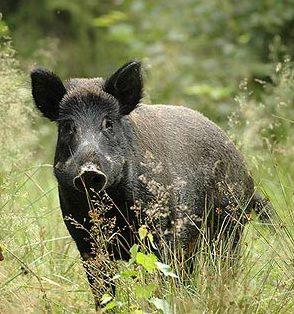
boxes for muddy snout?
[73,164,107,193]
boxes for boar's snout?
[73,163,107,193]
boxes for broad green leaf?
[149,298,172,314]
[136,252,158,273]
[156,262,178,278]
[100,293,112,305]
[103,300,116,310]
[134,283,156,299]
[130,244,139,259]
[120,269,138,279]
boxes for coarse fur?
[30,61,271,308]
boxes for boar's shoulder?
[128,104,253,203]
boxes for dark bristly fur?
[30,60,272,309]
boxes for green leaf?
[120,269,138,279]
[149,298,172,314]
[103,300,117,310]
[156,262,178,278]
[102,300,123,311]
[92,11,127,27]
[136,252,158,273]
[100,293,112,305]
[134,283,156,299]
[130,244,139,260]
[138,225,148,240]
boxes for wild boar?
[31,61,270,308]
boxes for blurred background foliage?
[0,14,36,175]
[1,0,293,123]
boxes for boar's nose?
[73,164,107,193]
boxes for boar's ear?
[31,68,66,121]
[104,61,143,115]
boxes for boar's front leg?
[58,188,115,309]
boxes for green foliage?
[0,17,36,173]
[1,0,293,122]
[135,252,158,273]
[156,262,178,278]
[93,11,127,28]
[228,58,294,163]
[103,241,176,312]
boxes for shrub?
[0,16,36,174]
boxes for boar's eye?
[101,118,113,131]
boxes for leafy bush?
[0,16,36,174]
[1,0,294,122]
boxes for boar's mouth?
[73,164,107,193]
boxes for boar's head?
[31,61,142,193]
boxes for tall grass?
[82,155,293,313]
[0,27,293,312]
[0,26,93,313]
[1,159,293,313]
